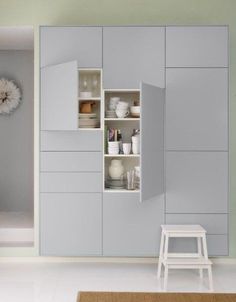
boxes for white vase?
[108,159,124,179]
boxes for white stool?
[157,225,213,291]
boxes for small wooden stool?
[157,225,213,291]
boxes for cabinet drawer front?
[166,26,228,67]
[41,172,102,192]
[166,152,228,213]
[168,235,228,256]
[41,131,102,151]
[103,192,164,256]
[166,214,228,235]
[41,193,102,256]
[41,152,102,172]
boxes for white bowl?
[130,106,140,117]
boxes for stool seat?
[161,224,206,233]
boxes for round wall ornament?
[0,78,21,114]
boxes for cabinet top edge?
[39,25,229,29]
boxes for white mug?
[116,109,129,118]
[117,101,129,109]
[123,143,131,154]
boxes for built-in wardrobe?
[40,26,228,257]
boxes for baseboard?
[0,256,236,264]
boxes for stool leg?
[164,265,168,291]
[164,234,169,260]
[202,234,209,259]
[197,237,203,278]
[157,231,164,278]
[208,266,213,291]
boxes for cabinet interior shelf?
[79,97,101,101]
[104,189,140,193]
[104,154,140,157]
[104,118,140,121]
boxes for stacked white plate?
[79,113,99,128]
[106,110,116,118]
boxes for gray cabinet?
[165,26,228,256]
[166,26,228,67]
[41,61,78,131]
[166,152,228,214]
[166,68,228,150]
[41,193,102,256]
[103,27,165,88]
[103,192,164,256]
[39,26,228,257]
[40,26,102,68]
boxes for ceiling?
[0,26,34,50]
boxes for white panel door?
[40,26,102,68]
[41,193,102,256]
[140,83,165,202]
[41,61,78,130]
[166,26,228,67]
[166,151,228,213]
[103,27,165,88]
[103,192,164,256]
[166,68,228,150]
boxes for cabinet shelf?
[104,118,140,121]
[79,97,101,101]
[104,154,140,158]
[104,189,140,193]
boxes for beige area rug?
[77,292,236,302]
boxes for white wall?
[0,50,34,212]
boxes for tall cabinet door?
[103,27,165,89]
[41,61,78,130]
[140,83,165,202]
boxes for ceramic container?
[130,106,140,117]
[132,135,140,154]
[108,159,124,179]
[115,108,129,118]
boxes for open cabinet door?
[140,82,165,202]
[41,61,78,130]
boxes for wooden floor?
[78,292,236,302]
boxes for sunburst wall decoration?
[0,78,21,114]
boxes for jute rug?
[77,292,236,302]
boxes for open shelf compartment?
[104,89,140,119]
[78,69,102,129]
[104,156,140,192]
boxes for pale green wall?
[0,0,235,256]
